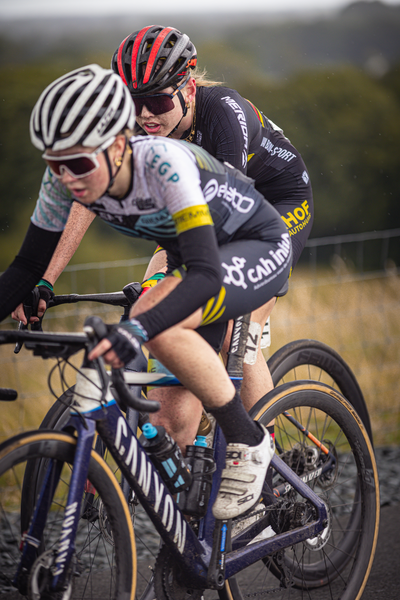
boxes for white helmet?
[30,64,136,151]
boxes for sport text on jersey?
[260,137,297,163]
[221,96,249,169]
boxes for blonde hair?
[192,67,224,88]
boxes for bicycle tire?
[267,339,373,442]
[221,380,379,600]
[37,387,76,429]
[0,430,136,600]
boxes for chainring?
[153,545,204,600]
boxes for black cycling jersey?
[136,85,313,267]
[193,86,313,267]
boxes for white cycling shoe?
[212,424,275,520]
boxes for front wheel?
[222,381,379,600]
[0,430,136,600]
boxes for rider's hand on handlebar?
[11,280,54,325]
[11,299,46,324]
[88,319,148,368]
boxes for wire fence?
[1,228,399,446]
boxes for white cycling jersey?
[31,135,265,246]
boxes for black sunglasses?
[133,77,189,116]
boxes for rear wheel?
[267,339,373,442]
[0,430,136,599]
[221,381,379,600]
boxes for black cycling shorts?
[172,231,292,352]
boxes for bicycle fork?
[15,420,96,595]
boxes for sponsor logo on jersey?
[203,179,255,214]
[136,197,156,210]
[221,96,248,169]
[172,204,213,234]
[261,137,296,163]
[222,233,291,290]
[281,200,312,236]
[145,143,180,183]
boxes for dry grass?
[266,267,400,446]
[0,270,399,447]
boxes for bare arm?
[142,248,168,280]
[11,202,95,323]
[42,201,96,285]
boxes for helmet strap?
[104,136,128,193]
[182,100,196,143]
[166,90,188,138]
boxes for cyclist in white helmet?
[0,65,292,519]
[12,27,313,426]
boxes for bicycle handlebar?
[48,291,129,308]
[13,281,143,354]
[1,317,161,414]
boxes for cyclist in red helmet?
[111,25,314,408]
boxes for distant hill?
[0,1,399,80]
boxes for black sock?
[205,392,264,446]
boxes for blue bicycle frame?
[16,388,328,594]
[12,312,330,595]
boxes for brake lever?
[83,315,160,414]
[14,288,42,354]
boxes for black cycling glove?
[106,319,149,365]
[36,278,55,309]
[21,279,54,323]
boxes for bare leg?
[130,276,236,451]
[142,248,168,279]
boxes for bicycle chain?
[232,504,274,524]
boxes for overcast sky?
[1,0,399,19]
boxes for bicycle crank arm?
[207,519,229,589]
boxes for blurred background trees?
[1,0,400,270]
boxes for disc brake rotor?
[28,550,74,600]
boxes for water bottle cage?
[190,458,216,481]
[178,448,216,517]
[160,456,193,493]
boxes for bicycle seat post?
[225,313,251,392]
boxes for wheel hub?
[28,550,74,600]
